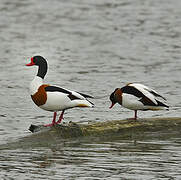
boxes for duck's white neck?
[30,76,43,95]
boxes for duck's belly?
[122,101,144,110]
[122,94,144,110]
[40,92,71,111]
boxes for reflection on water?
[1,0,181,179]
[0,127,181,179]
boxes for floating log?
[29,117,181,139]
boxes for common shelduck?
[26,55,94,127]
[109,83,169,120]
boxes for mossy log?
[29,117,181,139]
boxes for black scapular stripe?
[121,86,144,98]
[45,86,71,94]
[45,86,93,101]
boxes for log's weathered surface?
[29,117,181,139]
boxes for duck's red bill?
[109,103,115,109]
[26,57,35,66]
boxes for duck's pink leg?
[56,110,65,124]
[44,112,57,127]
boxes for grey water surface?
[1,0,181,179]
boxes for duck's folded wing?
[122,84,158,105]
[129,83,166,101]
[44,86,79,100]
[139,96,157,106]
[45,86,93,100]
[147,89,166,100]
